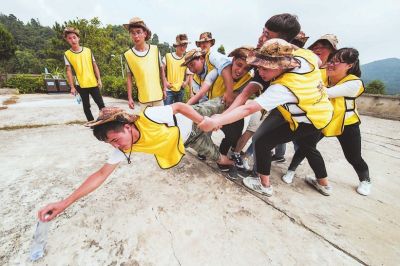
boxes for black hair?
[291,39,305,48]
[309,39,335,51]
[92,121,127,141]
[328,48,361,77]
[265,13,301,42]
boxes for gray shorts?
[184,97,225,161]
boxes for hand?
[97,79,103,89]
[223,92,234,107]
[38,201,67,222]
[128,98,135,109]
[163,90,167,100]
[163,81,171,91]
[198,116,218,132]
[70,87,77,96]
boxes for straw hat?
[247,38,300,69]
[85,107,138,128]
[123,17,152,41]
[195,32,215,47]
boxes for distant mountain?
[361,58,400,95]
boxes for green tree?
[365,80,386,95]
[0,23,16,60]
[217,45,225,55]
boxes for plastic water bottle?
[29,220,49,261]
[75,93,82,104]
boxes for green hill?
[361,58,400,95]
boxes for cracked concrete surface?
[0,94,399,265]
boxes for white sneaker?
[356,181,371,196]
[243,176,273,196]
[242,157,251,171]
[305,176,332,196]
[282,170,295,184]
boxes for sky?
[2,0,400,64]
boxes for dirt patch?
[0,106,8,110]
[2,96,19,105]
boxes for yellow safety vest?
[124,109,186,169]
[193,52,215,93]
[124,45,163,103]
[322,74,364,137]
[273,49,333,131]
[320,68,328,85]
[165,53,186,92]
[64,47,98,88]
[209,72,252,99]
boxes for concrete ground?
[0,93,399,266]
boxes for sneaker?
[282,170,295,184]
[305,176,332,196]
[231,153,244,169]
[271,155,286,163]
[226,167,239,180]
[356,181,371,196]
[197,154,206,161]
[242,157,251,171]
[237,168,255,179]
[217,163,231,172]
[243,176,273,196]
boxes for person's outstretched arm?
[171,102,204,124]
[38,163,119,222]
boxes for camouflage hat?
[195,32,215,47]
[228,45,255,60]
[247,38,300,70]
[181,48,206,66]
[123,17,152,41]
[63,27,80,38]
[308,34,338,50]
[294,31,309,45]
[173,34,190,47]
[84,107,138,128]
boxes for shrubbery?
[5,74,45,93]
[101,75,138,101]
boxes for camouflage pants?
[184,97,225,162]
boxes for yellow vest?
[209,72,252,99]
[274,49,333,131]
[64,47,98,88]
[320,68,328,85]
[124,109,186,169]
[124,45,163,103]
[322,74,364,137]
[193,52,215,93]
[165,53,186,92]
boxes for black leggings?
[254,122,328,179]
[289,123,370,182]
[76,86,105,121]
[219,118,244,155]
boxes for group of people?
[39,13,371,223]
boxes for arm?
[160,64,168,100]
[38,163,119,222]
[187,82,212,105]
[92,61,102,89]
[126,72,135,109]
[199,100,263,132]
[326,80,362,98]
[171,102,204,124]
[222,82,261,114]
[65,65,76,95]
[220,66,234,106]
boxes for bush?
[365,80,386,95]
[102,75,138,101]
[5,74,45,93]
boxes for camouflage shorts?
[184,97,225,162]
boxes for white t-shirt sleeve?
[107,149,126,164]
[254,84,298,112]
[208,51,232,75]
[204,69,219,86]
[327,79,362,98]
[64,55,70,66]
